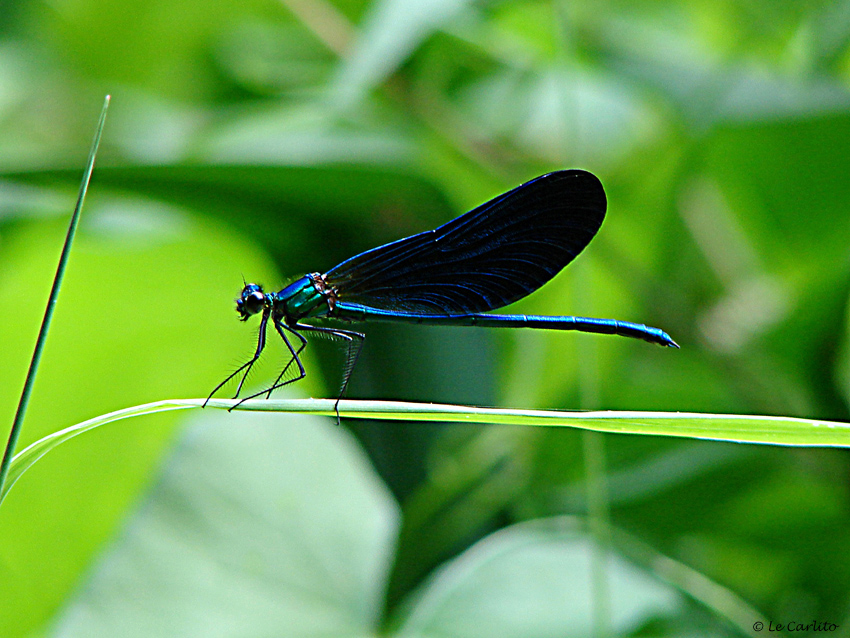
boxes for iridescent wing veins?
[323,170,607,314]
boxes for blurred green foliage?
[2,0,850,635]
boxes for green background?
[2,0,850,635]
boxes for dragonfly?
[206,170,678,417]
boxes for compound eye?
[244,291,264,314]
[236,287,265,319]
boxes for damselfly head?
[236,283,266,321]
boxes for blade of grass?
[0,95,111,499]
[1,400,194,504]
[612,525,769,635]
[4,397,850,505]
[225,399,850,448]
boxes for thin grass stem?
[0,95,111,499]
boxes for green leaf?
[0,201,281,638]
[48,409,400,637]
[390,518,679,637]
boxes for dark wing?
[323,170,606,314]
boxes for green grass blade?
[0,95,111,499]
[1,400,194,504]
[613,527,769,634]
[222,399,850,447]
[3,397,850,505]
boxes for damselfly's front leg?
[204,310,270,407]
[230,320,307,410]
[264,324,308,398]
